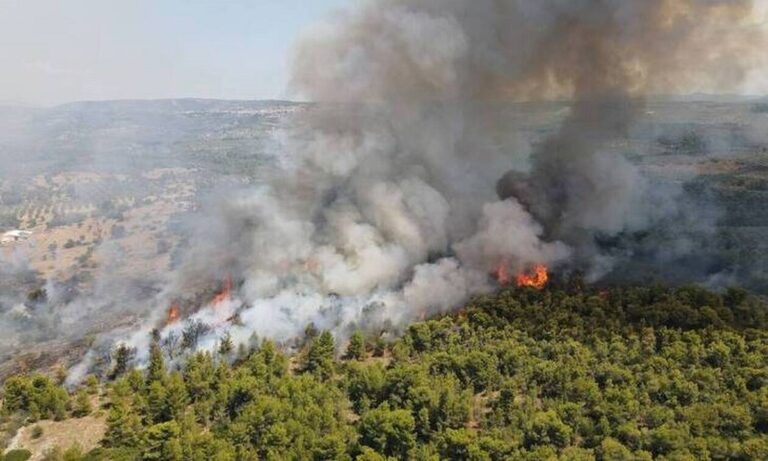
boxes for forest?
[1,282,768,460]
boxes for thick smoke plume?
[69,0,766,380]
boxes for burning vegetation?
[515,264,549,290]
[165,302,180,325]
[56,0,768,391]
[492,263,549,290]
[211,274,233,307]
[162,275,235,327]
[2,0,768,458]
[6,284,768,460]
[58,0,764,384]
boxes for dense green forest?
[2,283,768,460]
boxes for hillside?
[3,98,768,385]
[2,283,767,460]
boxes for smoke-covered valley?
[1,0,767,383]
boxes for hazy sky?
[0,0,351,106]
[0,0,766,106]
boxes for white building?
[0,230,33,246]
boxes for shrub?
[4,449,32,461]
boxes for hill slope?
[2,283,768,460]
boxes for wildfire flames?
[163,275,233,326]
[166,302,181,325]
[493,263,549,290]
[516,264,549,289]
[212,274,233,306]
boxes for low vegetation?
[2,283,768,460]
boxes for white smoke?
[68,0,767,381]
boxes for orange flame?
[516,264,549,290]
[166,302,181,325]
[212,274,233,306]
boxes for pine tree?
[345,331,366,361]
[28,401,41,422]
[165,372,189,421]
[147,341,166,385]
[143,421,182,461]
[303,331,335,380]
[110,344,136,380]
[147,381,170,424]
[51,391,68,421]
[150,328,161,344]
[218,332,234,357]
[84,375,99,395]
[73,389,92,417]
[103,400,144,448]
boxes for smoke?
[282,0,763,290]
[61,0,767,379]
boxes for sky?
[0,0,351,106]
[0,0,766,106]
